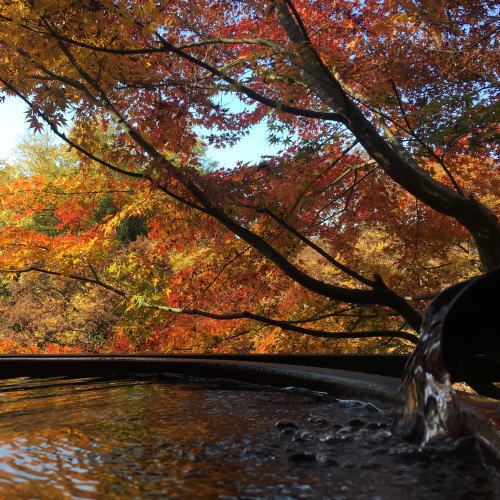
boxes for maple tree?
[0,0,497,353]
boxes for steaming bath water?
[0,375,497,499]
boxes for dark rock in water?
[348,418,365,428]
[288,451,317,463]
[366,421,385,430]
[306,415,330,425]
[275,419,298,431]
[316,454,339,466]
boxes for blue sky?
[201,120,278,169]
[0,96,31,160]
[0,96,277,168]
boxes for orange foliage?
[0,0,497,354]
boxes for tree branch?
[389,79,466,195]
[273,0,500,270]
[253,206,375,286]
[14,15,345,123]
[140,300,419,344]
[154,31,346,123]
[0,266,126,297]
[4,63,422,328]
[38,25,417,321]
[3,15,425,329]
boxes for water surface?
[0,376,496,499]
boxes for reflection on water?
[0,376,496,499]
[0,376,341,499]
[0,376,283,498]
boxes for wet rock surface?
[269,397,500,499]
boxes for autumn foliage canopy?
[0,0,497,353]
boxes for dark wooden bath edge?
[0,353,409,380]
[0,354,498,459]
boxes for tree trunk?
[275,0,500,271]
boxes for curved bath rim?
[0,354,402,400]
[0,354,498,458]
